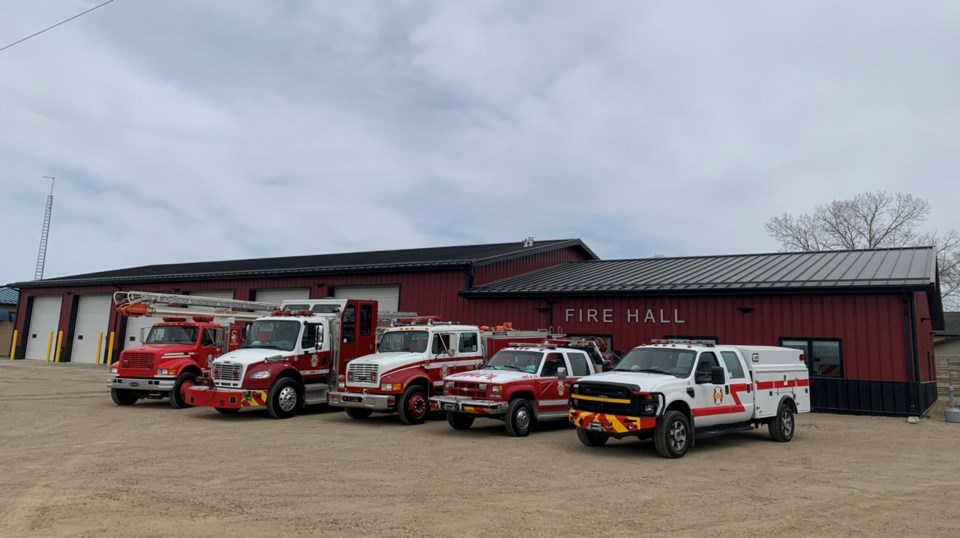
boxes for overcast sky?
[2,0,958,286]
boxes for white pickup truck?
[568,341,810,458]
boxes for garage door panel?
[24,297,62,360]
[72,295,112,363]
[255,289,309,304]
[123,316,156,350]
[333,286,399,312]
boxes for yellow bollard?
[54,331,64,363]
[45,331,54,363]
[106,331,116,366]
[95,332,104,365]
[8,329,17,360]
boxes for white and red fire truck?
[183,299,393,419]
[431,342,599,436]
[568,340,811,458]
[107,291,277,408]
[329,321,555,425]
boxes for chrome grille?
[348,364,378,384]
[450,382,487,399]
[123,352,153,370]
[213,364,242,382]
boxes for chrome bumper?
[106,376,175,392]
[430,396,509,414]
[328,391,395,411]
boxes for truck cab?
[568,340,810,458]
[432,343,599,436]
[107,316,226,408]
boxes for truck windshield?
[145,325,198,345]
[485,350,541,373]
[378,330,429,353]
[242,320,301,352]
[614,348,697,377]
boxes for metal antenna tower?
[34,176,55,280]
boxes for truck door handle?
[725,386,729,394]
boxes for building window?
[780,338,842,377]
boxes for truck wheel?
[447,412,475,430]
[345,407,373,420]
[169,372,197,409]
[505,399,534,437]
[215,407,239,415]
[267,378,302,419]
[577,428,609,447]
[654,410,691,458]
[398,385,429,425]
[111,388,139,406]
[769,401,795,442]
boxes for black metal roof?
[7,239,596,289]
[462,247,944,327]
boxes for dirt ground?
[1,361,958,537]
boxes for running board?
[694,422,753,439]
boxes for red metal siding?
[914,291,936,383]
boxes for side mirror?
[710,366,725,385]
[317,325,325,348]
[556,366,567,380]
[139,327,149,344]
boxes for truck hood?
[576,370,688,392]
[443,369,539,384]
[349,352,426,374]
[212,348,286,367]
[124,343,197,355]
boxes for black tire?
[169,372,197,409]
[769,401,795,442]
[505,399,534,437]
[577,428,609,447]
[267,378,302,419]
[345,407,373,420]
[111,388,139,406]
[398,385,429,425]
[654,410,691,458]
[447,412,475,430]
[215,407,239,415]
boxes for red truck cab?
[107,316,232,408]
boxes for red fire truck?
[107,291,277,408]
[183,299,392,419]
[329,320,556,425]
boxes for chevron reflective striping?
[241,390,268,408]
[569,409,656,433]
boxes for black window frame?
[779,337,844,378]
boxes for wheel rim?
[407,392,427,420]
[515,406,531,432]
[668,419,687,451]
[278,386,298,412]
[781,410,794,437]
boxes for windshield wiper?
[497,364,522,371]
[637,368,674,375]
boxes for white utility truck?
[568,340,810,458]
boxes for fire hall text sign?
[564,308,685,324]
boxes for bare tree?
[765,191,960,310]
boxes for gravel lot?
[1,360,958,537]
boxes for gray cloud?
[2,0,958,284]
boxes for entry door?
[71,295,112,363]
[24,297,62,360]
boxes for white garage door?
[123,316,156,350]
[190,290,236,300]
[334,286,400,312]
[71,295,112,364]
[24,296,62,360]
[255,288,310,305]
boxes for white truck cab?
[569,340,810,458]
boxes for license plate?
[343,395,362,403]
[589,422,603,432]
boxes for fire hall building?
[8,239,943,417]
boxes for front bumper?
[328,390,395,411]
[106,376,175,392]
[569,409,657,437]
[431,395,508,416]
[183,385,268,410]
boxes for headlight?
[110,367,118,375]
[250,371,271,379]
[642,404,657,415]
[157,368,177,376]
[380,383,402,392]
[444,381,454,389]
[491,385,503,394]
